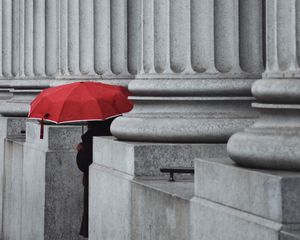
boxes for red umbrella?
[28,81,133,138]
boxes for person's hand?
[76,143,83,151]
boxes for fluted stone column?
[0,0,139,116]
[227,0,300,170]
[0,0,139,83]
[111,0,264,142]
[55,0,138,84]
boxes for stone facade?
[0,0,299,240]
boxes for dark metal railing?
[160,167,194,182]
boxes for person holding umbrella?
[76,119,115,238]
[28,81,133,238]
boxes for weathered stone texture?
[90,137,227,239]
[1,122,85,240]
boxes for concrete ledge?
[93,136,227,176]
[26,121,82,151]
[194,158,300,223]
[190,197,283,240]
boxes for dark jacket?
[76,131,94,176]
[76,120,113,238]
[76,119,113,175]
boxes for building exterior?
[0,0,299,239]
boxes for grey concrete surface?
[90,137,227,239]
[2,138,25,240]
[194,158,300,223]
[93,136,227,176]
[190,197,283,240]
[19,122,84,240]
[22,140,47,240]
[89,164,133,240]
[0,117,26,237]
[25,121,82,151]
[281,231,300,240]
[131,179,193,240]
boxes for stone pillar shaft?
[55,0,138,81]
[0,0,139,116]
[138,0,264,77]
[227,0,300,170]
[0,0,138,84]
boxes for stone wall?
[1,122,85,240]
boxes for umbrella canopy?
[28,81,133,138]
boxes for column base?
[0,88,13,100]
[112,96,257,142]
[130,78,256,96]
[0,89,42,117]
[112,78,258,142]
[227,103,300,170]
[252,79,300,103]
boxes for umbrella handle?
[40,113,50,139]
[40,119,44,139]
